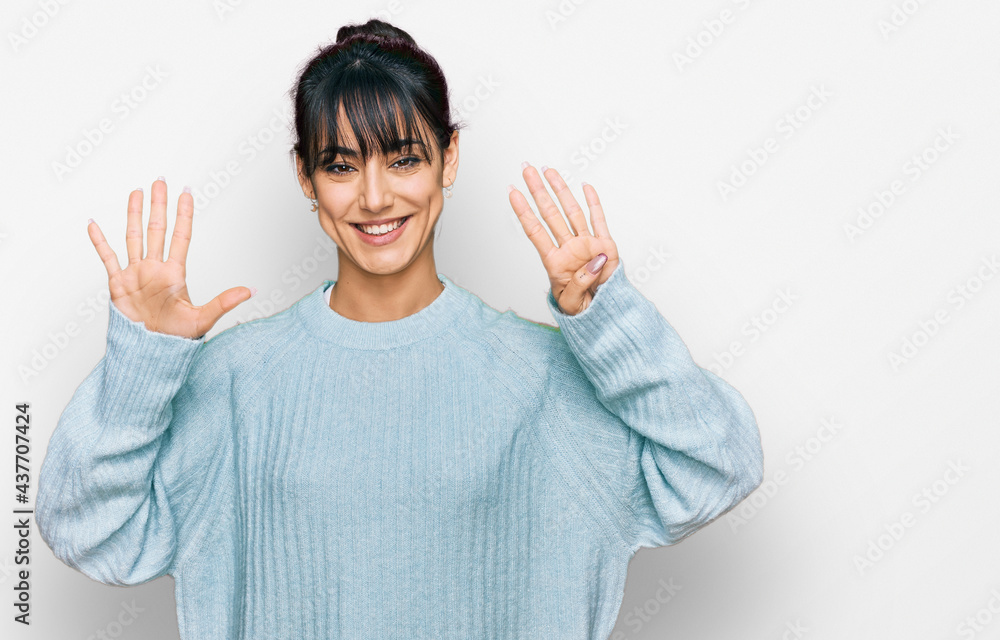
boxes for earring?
[310,198,318,212]
[444,183,454,199]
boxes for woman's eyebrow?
[319,145,359,161]
[320,138,427,161]
[392,138,427,153]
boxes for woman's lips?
[351,215,410,246]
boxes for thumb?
[557,253,608,316]
[198,286,255,333]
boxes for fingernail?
[87,217,94,225]
[249,287,258,297]
[137,187,143,193]
[157,176,165,182]
[506,184,514,194]
[183,185,192,194]
[581,181,589,187]
[540,165,548,174]
[520,161,529,169]
[586,253,608,274]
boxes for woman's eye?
[324,157,420,175]
[394,156,421,169]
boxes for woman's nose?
[359,164,391,213]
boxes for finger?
[521,163,573,245]
[126,188,144,265]
[147,176,167,261]
[507,184,556,262]
[87,219,122,278]
[582,183,612,239]
[168,187,194,266]
[197,286,254,335]
[557,253,609,316]
[541,167,591,238]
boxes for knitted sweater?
[36,258,764,640]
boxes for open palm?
[87,178,252,339]
[507,163,620,316]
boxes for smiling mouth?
[350,216,411,236]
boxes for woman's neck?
[328,258,446,323]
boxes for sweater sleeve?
[543,257,764,549]
[36,299,234,585]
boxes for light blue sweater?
[37,258,764,639]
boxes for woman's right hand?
[87,177,253,340]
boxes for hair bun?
[335,18,416,46]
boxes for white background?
[2,0,999,638]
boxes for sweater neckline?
[295,272,475,349]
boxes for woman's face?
[297,106,459,277]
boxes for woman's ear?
[443,130,459,186]
[295,154,314,199]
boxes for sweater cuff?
[545,257,665,385]
[99,300,205,423]
[546,256,633,321]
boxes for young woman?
[37,18,764,640]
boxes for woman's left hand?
[508,163,620,316]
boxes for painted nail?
[506,184,514,194]
[248,287,258,298]
[137,187,143,193]
[87,217,94,225]
[540,165,548,174]
[586,253,608,274]
[157,176,165,182]
[183,185,192,194]
[520,161,529,169]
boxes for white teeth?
[357,217,405,235]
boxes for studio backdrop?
[2,1,998,638]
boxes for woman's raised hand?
[507,163,620,316]
[87,177,253,340]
